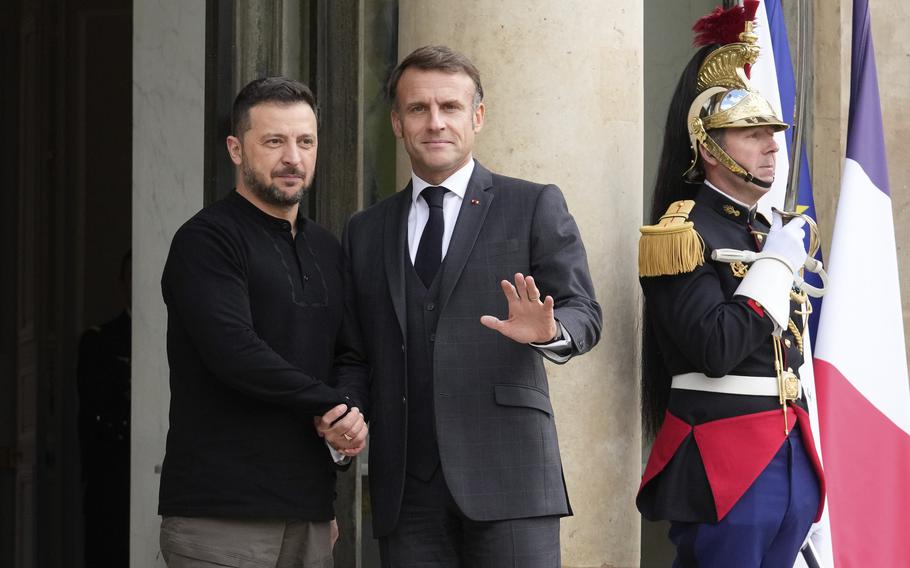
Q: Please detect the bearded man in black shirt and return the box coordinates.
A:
[158,77,369,568]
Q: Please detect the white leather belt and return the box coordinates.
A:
[671,372,801,398]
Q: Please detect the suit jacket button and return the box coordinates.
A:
[402,396,407,405]
[401,344,405,352]
[426,302,435,311]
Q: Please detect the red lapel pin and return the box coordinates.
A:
[470,198,480,205]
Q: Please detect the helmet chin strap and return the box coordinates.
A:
[729,163,773,189]
[686,99,777,190]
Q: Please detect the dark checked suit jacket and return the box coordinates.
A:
[339,161,602,538]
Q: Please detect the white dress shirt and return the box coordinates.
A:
[406,159,474,263]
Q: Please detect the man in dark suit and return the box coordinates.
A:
[318,45,602,567]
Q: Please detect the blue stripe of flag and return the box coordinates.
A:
[848,0,890,195]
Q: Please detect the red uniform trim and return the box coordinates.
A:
[639,406,827,522]
[747,298,765,317]
[639,411,692,491]
[694,407,795,520]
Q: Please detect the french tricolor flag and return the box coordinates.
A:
[752,0,910,565]
[750,2,833,564]
[813,0,910,566]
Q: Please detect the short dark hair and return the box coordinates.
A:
[231,77,317,137]
[386,45,483,110]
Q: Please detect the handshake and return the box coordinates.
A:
[314,403,368,457]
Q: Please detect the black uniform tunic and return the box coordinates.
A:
[637,184,824,523]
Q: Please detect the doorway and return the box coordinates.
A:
[1,1,133,566]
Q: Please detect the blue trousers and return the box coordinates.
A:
[669,425,820,568]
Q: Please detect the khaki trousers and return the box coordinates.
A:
[160,516,333,568]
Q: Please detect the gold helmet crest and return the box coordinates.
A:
[684,3,789,188]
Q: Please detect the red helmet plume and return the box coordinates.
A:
[692,1,760,47]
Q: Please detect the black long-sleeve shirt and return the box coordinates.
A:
[158,190,366,520]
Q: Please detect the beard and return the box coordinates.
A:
[240,158,310,207]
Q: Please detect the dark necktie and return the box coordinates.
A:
[414,186,448,287]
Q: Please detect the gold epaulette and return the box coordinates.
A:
[639,200,705,277]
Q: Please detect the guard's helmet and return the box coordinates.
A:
[683,2,788,189]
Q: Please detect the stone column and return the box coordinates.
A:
[132,1,206,566]
[397,3,643,566]
[810,0,851,261]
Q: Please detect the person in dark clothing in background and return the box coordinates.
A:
[78,250,132,568]
[157,77,369,568]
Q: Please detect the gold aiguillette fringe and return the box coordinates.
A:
[639,200,705,277]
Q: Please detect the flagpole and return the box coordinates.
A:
[784,0,812,211]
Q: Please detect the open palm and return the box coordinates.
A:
[480,273,558,344]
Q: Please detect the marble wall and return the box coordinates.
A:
[131,1,206,565]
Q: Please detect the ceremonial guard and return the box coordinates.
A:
[637,3,826,566]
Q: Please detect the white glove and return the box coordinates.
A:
[761,210,808,274]
[732,211,808,333]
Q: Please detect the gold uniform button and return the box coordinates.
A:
[784,339,792,348]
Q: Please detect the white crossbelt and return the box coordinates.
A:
[671,372,801,398]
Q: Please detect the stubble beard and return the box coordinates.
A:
[241,158,310,207]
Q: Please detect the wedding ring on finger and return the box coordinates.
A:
[343,433,353,441]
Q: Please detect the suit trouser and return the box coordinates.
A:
[668,425,821,568]
[379,466,560,568]
[159,516,333,568]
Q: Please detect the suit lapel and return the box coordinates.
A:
[384,184,412,337]
[438,162,494,312]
